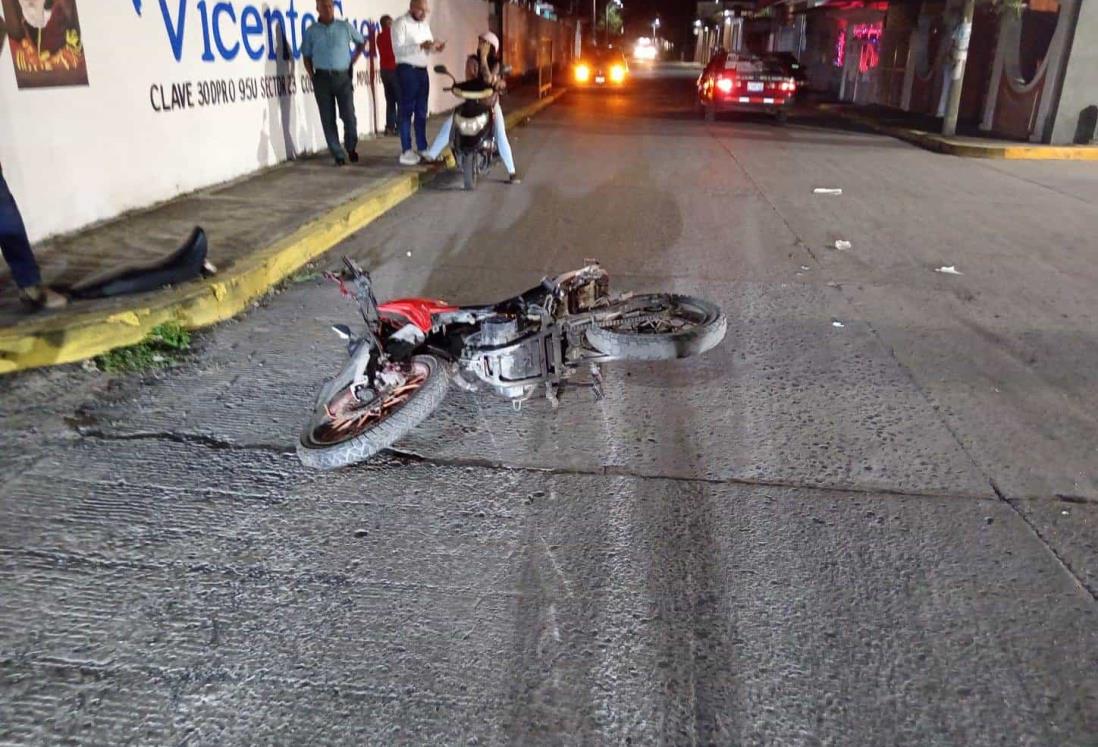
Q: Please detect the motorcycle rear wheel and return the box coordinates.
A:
[585,294,726,361]
[297,355,449,470]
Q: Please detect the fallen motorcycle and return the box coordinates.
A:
[297,258,727,470]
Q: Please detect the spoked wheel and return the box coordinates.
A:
[586,294,727,361]
[297,355,450,470]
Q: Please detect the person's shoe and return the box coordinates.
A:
[348,150,359,163]
[399,150,421,166]
[508,173,523,185]
[19,285,68,311]
[334,157,347,167]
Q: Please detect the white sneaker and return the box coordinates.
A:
[399,150,421,166]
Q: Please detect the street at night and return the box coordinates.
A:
[2,61,1096,743]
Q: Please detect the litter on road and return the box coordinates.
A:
[832,321,845,328]
[935,265,963,275]
[834,240,852,251]
[814,188,843,195]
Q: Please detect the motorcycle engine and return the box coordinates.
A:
[465,314,545,400]
[480,315,522,345]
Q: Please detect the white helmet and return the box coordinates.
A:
[479,31,500,52]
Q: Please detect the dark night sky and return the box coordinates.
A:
[620,0,698,46]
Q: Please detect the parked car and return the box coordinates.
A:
[572,47,629,88]
[762,52,809,86]
[697,52,797,123]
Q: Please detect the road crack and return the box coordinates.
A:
[75,426,294,455]
[386,447,994,502]
[990,479,1097,603]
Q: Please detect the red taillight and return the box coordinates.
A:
[716,76,734,94]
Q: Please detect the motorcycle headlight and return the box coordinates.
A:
[455,112,490,136]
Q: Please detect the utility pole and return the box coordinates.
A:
[942,0,975,137]
[592,0,597,46]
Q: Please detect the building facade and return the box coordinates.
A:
[734,0,1096,144]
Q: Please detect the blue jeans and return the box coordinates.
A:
[424,102,516,175]
[397,64,429,152]
[0,172,41,289]
[312,69,357,161]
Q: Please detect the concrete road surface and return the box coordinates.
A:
[2,64,1096,744]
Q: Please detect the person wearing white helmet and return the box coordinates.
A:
[422,30,521,184]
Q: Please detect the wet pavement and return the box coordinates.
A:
[1,65,1096,744]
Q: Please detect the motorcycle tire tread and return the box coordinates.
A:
[462,155,477,191]
[297,354,450,470]
[585,294,727,361]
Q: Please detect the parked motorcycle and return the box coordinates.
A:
[433,64,499,191]
[297,258,727,470]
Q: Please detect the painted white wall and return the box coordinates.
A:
[0,0,487,242]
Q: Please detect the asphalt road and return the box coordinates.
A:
[2,64,1096,744]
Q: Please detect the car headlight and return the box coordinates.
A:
[575,64,591,82]
[610,65,626,83]
[455,112,490,136]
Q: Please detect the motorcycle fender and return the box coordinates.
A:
[314,338,377,413]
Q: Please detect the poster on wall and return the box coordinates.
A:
[0,0,88,88]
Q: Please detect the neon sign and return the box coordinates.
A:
[835,20,882,72]
[834,19,847,66]
[854,22,882,73]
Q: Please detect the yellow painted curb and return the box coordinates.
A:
[0,89,568,375]
[817,104,1098,161]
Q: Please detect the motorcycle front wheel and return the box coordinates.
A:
[297,355,450,470]
[462,154,477,191]
[585,294,727,361]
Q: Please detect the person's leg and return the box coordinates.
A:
[313,73,346,162]
[0,172,42,290]
[335,71,358,158]
[413,67,429,152]
[423,116,454,160]
[381,69,399,132]
[493,102,517,176]
[397,65,417,152]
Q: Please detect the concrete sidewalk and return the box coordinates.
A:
[0,87,566,374]
[816,102,1098,160]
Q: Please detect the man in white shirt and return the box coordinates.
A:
[392,0,446,164]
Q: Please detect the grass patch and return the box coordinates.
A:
[289,264,322,284]
[94,322,192,373]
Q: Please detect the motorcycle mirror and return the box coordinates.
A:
[331,324,353,340]
[433,65,449,74]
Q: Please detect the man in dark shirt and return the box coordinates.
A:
[376,15,400,136]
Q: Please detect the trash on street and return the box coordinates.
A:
[834,240,852,251]
[935,265,963,275]
[814,188,843,195]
